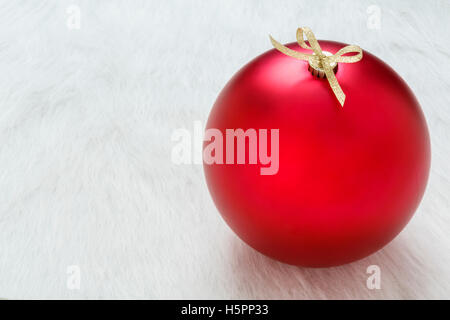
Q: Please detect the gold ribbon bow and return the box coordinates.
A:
[270,27,363,106]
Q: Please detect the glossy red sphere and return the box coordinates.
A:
[203,40,430,267]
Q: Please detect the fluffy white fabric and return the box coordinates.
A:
[0,0,449,299]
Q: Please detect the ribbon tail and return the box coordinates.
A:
[324,67,346,107]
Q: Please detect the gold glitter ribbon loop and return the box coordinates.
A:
[269,27,363,107]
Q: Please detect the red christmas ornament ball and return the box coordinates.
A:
[203,40,430,267]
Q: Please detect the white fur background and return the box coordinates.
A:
[0,0,449,299]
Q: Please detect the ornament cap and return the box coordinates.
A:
[308,51,338,78]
